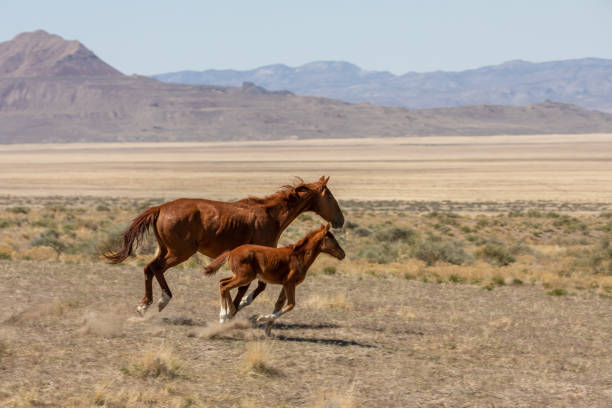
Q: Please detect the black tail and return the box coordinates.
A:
[104,206,160,264]
[203,251,230,276]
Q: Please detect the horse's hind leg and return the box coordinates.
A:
[154,250,195,312]
[233,284,250,312]
[138,246,168,316]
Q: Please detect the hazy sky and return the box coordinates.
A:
[2,1,611,75]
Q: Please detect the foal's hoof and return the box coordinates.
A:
[256,314,275,323]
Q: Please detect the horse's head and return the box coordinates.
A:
[319,223,345,260]
[297,176,344,228]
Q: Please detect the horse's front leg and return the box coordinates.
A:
[238,280,267,311]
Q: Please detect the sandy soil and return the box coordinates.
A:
[0,260,610,407]
[1,134,611,202]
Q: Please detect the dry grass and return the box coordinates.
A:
[125,343,185,379]
[305,292,353,311]
[241,341,278,376]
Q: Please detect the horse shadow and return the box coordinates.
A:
[272,334,376,348]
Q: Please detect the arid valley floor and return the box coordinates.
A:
[0,135,611,407]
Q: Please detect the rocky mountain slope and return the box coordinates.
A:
[2,31,612,144]
[154,58,612,112]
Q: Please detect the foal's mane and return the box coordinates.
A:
[290,226,325,252]
[234,177,320,208]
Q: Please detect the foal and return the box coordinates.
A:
[204,223,345,335]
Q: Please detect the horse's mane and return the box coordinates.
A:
[234,177,319,208]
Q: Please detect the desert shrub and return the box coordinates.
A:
[476,218,489,228]
[547,288,568,296]
[30,229,65,252]
[322,266,337,275]
[553,215,588,232]
[0,218,16,228]
[412,236,469,266]
[588,234,612,274]
[7,206,29,214]
[476,243,516,266]
[345,220,359,229]
[365,242,399,264]
[96,204,110,212]
[375,226,417,244]
[0,251,11,260]
[354,227,372,237]
[526,209,543,218]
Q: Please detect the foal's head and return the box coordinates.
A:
[294,176,344,228]
[318,223,345,260]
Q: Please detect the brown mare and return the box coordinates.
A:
[204,223,345,336]
[105,177,344,315]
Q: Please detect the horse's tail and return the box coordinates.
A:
[104,206,160,264]
[204,251,230,276]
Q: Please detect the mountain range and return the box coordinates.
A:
[154,58,612,112]
[1,30,612,144]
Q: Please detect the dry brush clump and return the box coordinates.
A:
[241,341,279,376]
[122,344,185,379]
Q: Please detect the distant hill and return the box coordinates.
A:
[2,31,612,144]
[154,59,612,112]
[0,30,122,77]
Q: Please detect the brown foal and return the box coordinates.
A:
[204,223,345,336]
[104,177,344,315]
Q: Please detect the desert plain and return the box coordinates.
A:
[0,134,611,407]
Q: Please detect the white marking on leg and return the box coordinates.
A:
[238,291,255,310]
[256,311,281,323]
[219,306,228,323]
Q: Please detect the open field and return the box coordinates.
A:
[0,194,611,406]
[1,134,612,202]
[1,135,611,406]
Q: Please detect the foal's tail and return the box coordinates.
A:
[104,206,160,264]
[203,251,230,276]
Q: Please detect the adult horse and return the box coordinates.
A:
[104,176,344,315]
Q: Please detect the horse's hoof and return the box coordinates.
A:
[136,304,149,316]
[158,292,171,312]
[264,325,273,337]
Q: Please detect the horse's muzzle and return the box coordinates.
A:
[332,215,344,228]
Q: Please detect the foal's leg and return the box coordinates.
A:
[219,273,254,323]
[238,280,267,310]
[257,283,295,334]
[264,288,287,337]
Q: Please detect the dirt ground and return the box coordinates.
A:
[0,259,610,407]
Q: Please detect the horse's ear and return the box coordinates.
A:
[325,222,331,232]
[324,176,330,185]
[319,176,329,186]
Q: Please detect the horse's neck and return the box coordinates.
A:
[267,194,312,237]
